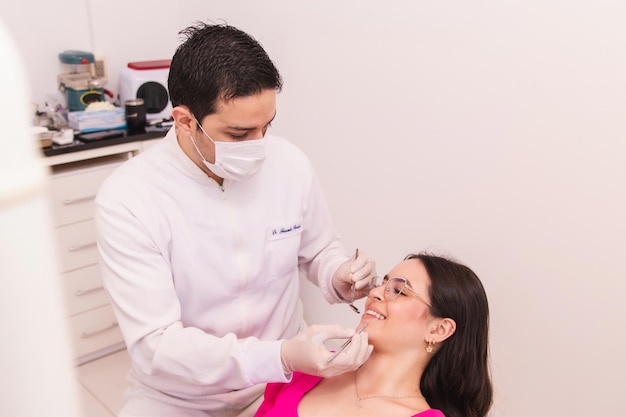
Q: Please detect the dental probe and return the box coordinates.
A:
[326,322,369,363]
[348,248,360,313]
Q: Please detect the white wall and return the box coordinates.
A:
[2,1,625,416]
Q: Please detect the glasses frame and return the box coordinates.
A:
[372,276,432,308]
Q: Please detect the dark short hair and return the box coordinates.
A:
[168,22,283,122]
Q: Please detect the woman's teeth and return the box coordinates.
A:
[366,309,386,320]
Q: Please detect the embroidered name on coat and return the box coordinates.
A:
[269,223,302,240]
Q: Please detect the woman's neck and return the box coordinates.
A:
[354,351,426,398]
[298,353,429,417]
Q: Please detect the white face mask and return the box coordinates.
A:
[189,118,267,181]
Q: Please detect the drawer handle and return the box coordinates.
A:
[81,322,119,339]
[68,242,97,252]
[62,195,96,205]
[75,285,104,296]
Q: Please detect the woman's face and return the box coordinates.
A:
[362,258,434,353]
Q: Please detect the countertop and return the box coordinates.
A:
[42,129,167,157]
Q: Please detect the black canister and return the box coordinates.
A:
[125,98,146,135]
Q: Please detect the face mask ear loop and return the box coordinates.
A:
[189,133,209,163]
[189,115,215,163]
[193,116,216,145]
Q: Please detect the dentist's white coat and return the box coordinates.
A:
[95,127,348,416]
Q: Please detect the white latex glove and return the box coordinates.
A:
[332,249,377,301]
[281,324,373,377]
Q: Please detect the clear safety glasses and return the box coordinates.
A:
[370,276,432,308]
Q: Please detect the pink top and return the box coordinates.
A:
[255,372,446,417]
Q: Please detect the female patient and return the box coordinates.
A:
[255,252,493,417]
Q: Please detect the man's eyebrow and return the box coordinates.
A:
[226,113,276,131]
[228,126,254,132]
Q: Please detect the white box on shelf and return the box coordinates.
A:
[68,109,126,133]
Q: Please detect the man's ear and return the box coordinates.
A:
[427,318,456,344]
[172,105,194,134]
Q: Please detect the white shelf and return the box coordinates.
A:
[46,139,161,416]
[41,141,143,167]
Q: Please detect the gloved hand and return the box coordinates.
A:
[332,249,377,302]
[281,324,373,377]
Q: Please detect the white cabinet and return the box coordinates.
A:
[44,139,160,364]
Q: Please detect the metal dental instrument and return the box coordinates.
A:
[327,322,369,363]
[348,248,360,313]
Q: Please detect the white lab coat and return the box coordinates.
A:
[94,127,347,415]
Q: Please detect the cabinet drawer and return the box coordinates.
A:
[56,220,98,273]
[68,304,124,358]
[62,265,109,316]
[48,163,120,227]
